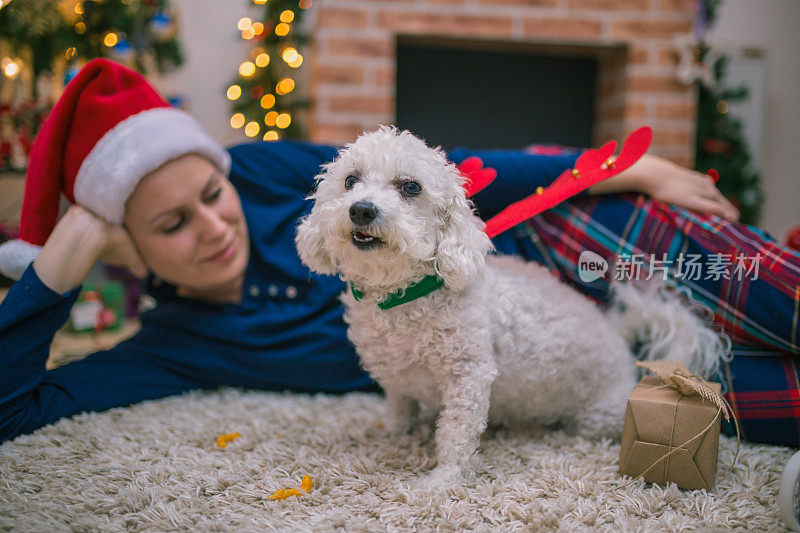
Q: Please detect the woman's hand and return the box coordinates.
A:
[589,154,740,222]
[33,205,146,294]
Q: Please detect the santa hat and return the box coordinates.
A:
[0,58,230,280]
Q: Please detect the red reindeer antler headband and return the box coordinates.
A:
[457,126,653,238]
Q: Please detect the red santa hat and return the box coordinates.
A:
[0,58,230,279]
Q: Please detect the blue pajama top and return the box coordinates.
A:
[0,140,579,443]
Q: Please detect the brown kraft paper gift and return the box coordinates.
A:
[619,375,722,491]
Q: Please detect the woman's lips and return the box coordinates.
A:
[205,240,236,263]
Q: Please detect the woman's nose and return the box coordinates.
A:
[197,205,228,241]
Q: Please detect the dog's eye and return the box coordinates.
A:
[344,175,358,190]
[400,180,422,196]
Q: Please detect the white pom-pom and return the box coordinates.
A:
[0,239,42,280]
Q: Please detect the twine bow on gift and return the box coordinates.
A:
[614,360,741,491]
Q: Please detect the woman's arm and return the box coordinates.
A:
[33,205,146,294]
[589,154,740,222]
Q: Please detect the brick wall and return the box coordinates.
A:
[308,0,697,166]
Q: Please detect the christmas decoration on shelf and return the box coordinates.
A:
[0,0,184,171]
[227,0,312,142]
[691,0,763,224]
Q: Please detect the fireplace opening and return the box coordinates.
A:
[396,36,612,151]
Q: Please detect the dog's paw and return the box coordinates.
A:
[414,465,463,491]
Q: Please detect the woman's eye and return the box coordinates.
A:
[401,180,422,196]
[344,175,358,190]
[162,215,186,234]
[205,187,222,203]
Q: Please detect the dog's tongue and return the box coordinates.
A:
[482,126,652,238]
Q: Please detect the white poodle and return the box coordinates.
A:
[295,126,725,485]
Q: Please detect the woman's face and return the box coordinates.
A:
[124,154,249,300]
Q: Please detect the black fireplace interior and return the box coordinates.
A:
[396,38,599,151]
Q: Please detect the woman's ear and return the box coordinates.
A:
[434,183,493,290]
[295,205,337,275]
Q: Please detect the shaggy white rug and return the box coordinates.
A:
[0,389,793,532]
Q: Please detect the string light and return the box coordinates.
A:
[716,100,729,114]
[265,111,279,126]
[280,10,295,23]
[253,0,267,4]
[227,85,242,100]
[288,54,303,68]
[255,53,270,68]
[263,131,279,141]
[260,94,275,109]
[252,22,264,36]
[104,32,119,47]
[242,27,256,40]
[244,121,260,137]
[282,47,298,64]
[75,22,86,34]
[238,18,253,31]
[1,57,21,79]
[65,47,77,60]
[74,3,84,14]
[299,0,312,8]
[239,61,256,77]
[275,78,295,95]
[230,113,245,129]
[276,113,291,129]
[275,23,290,36]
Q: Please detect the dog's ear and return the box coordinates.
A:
[434,175,493,290]
[295,204,337,275]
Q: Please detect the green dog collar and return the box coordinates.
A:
[350,274,445,310]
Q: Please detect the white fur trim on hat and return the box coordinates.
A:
[74,107,231,225]
[0,239,43,280]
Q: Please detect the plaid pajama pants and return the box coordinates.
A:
[490,192,800,447]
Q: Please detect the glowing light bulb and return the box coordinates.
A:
[275,23,290,36]
[255,53,270,68]
[239,61,256,77]
[250,47,266,60]
[245,121,260,137]
[75,22,86,34]
[104,33,118,47]
[238,18,253,31]
[275,78,295,95]
[288,54,303,68]
[265,111,278,126]
[74,3,84,14]
[2,60,20,79]
[252,22,264,35]
[241,27,256,40]
[65,47,77,60]
[276,113,291,129]
[230,113,246,129]
[263,131,279,141]
[260,94,276,109]
[227,85,242,100]
[280,10,295,23]
[282,47,298,63]
[253,0,267,4]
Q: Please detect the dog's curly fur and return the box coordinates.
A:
[296,126,724,486]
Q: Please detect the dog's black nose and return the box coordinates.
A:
[349,201,378,226]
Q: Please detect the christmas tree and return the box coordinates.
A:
[0,0,183,171]
[227,0,312,142]
[694,0,763,224]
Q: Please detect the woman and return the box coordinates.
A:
[0,59,795,445]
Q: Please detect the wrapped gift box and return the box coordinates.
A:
[619,375,722,491]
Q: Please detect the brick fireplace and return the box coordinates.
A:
[308,0,697,166]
